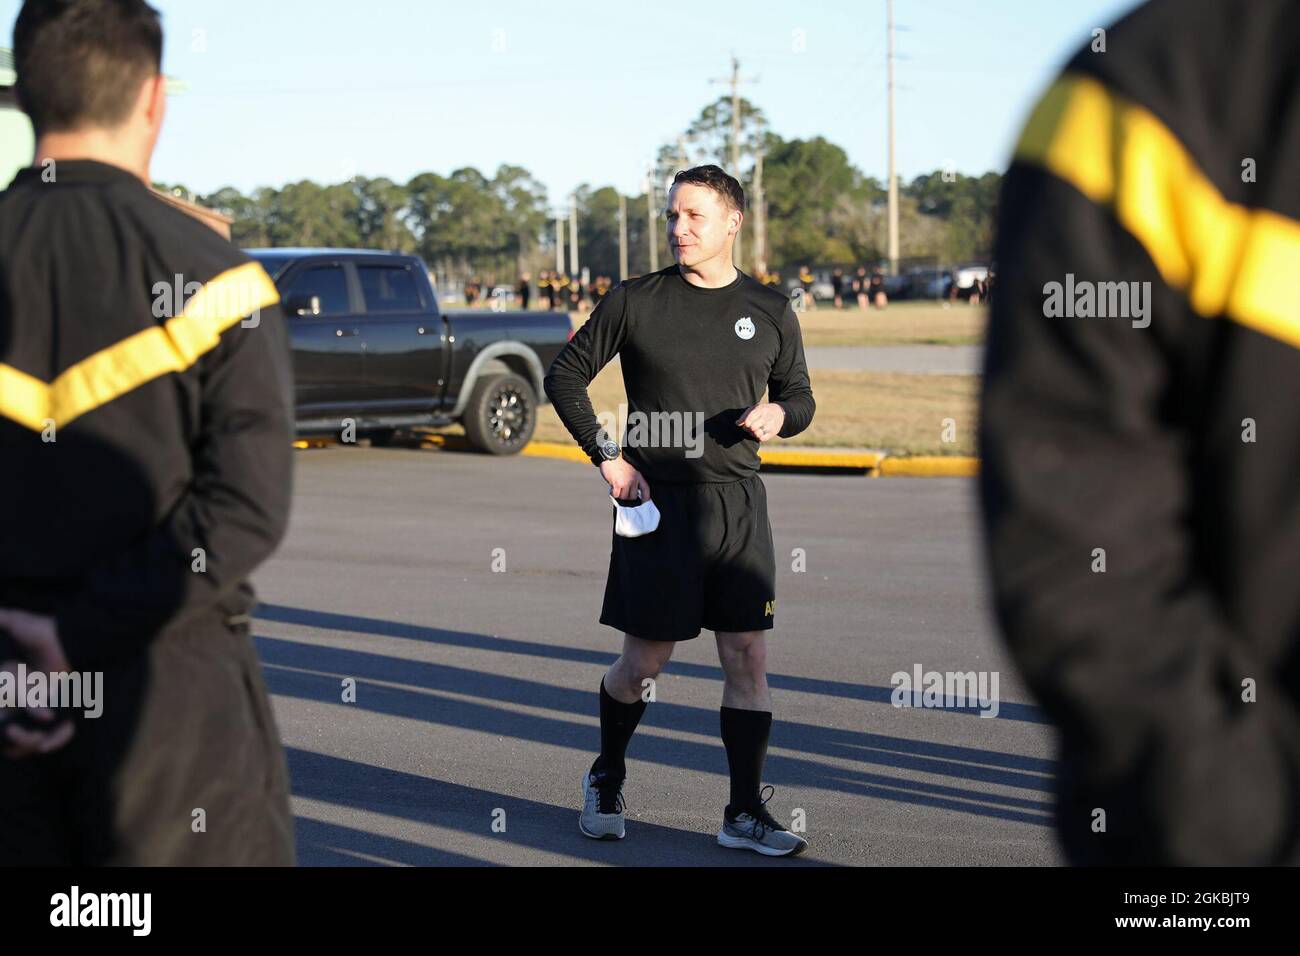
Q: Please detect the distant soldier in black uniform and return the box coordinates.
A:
[0,0,295,865]
[517,272,531,310]
[797,265,815,310]
[868,271,886,308]
[830,267,845,309]
[539,270,554,309]
[854,265,869,309]
[551,273,564,308]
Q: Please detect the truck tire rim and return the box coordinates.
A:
[489,386,529,446]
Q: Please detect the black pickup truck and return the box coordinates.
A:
[245,249,571,454]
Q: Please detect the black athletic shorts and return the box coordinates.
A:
[600,474,776,642]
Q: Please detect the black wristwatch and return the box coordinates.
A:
[596,436,621,465]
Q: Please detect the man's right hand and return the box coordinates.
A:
[600,458,651,501]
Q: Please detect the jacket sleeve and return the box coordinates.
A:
[769,303,815,438]
[980,156,1300,864]
[543,283,630,465]
[55,302,295,669]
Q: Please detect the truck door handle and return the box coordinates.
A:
[335,328,359,337]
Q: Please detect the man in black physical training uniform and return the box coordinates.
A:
[545,164,815,856]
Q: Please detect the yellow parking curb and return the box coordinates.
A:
[521,441,888,473]
[878,455,980,477]
[758,447,884,470]
[520,441,594,465]
[295,436,979,476]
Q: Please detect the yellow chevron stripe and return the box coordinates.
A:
[0,261,279,431]
[0,364,49,431]
[1015,72,1300,350]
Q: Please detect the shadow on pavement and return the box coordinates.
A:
[295,816,498,867]
[287,748,837,867]
[255,603,1048,725]
[256,629,1054,828]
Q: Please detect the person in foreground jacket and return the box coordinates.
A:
[981,0,1300,865]
[0,0,295,865]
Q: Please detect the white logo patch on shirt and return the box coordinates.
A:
[734,316,755,340]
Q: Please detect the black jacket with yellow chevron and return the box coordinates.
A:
[981,0,1300,865]
[0,160,293,671]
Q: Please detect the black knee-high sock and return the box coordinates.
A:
[721,706,772,814]
[593,678,647,780]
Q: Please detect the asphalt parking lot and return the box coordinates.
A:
[251,445,1061,866]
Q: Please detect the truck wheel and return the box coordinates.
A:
[463,373,536,455]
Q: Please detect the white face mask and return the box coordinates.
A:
[609,494,661,538]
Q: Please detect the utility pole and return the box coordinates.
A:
[710,56,758,270]
[618,191,628,281]
[752,148,767,276]
[568,193,579,277]
[646,169,659,273]
[886,0,900,276]
[729,60,742,270]
[554,211,565,274]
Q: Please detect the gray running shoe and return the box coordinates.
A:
[579,768,626,840]
[717,786,808,857]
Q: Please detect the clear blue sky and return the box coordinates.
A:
[2,0,1139,198]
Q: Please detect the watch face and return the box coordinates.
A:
[600,439,620,460]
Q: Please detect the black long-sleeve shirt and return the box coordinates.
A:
[981,0,1300,865]
[544,265,815,483]
[0,160,294,670]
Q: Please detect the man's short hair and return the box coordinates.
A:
[13,0,163,136]
[671,165,745,214]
